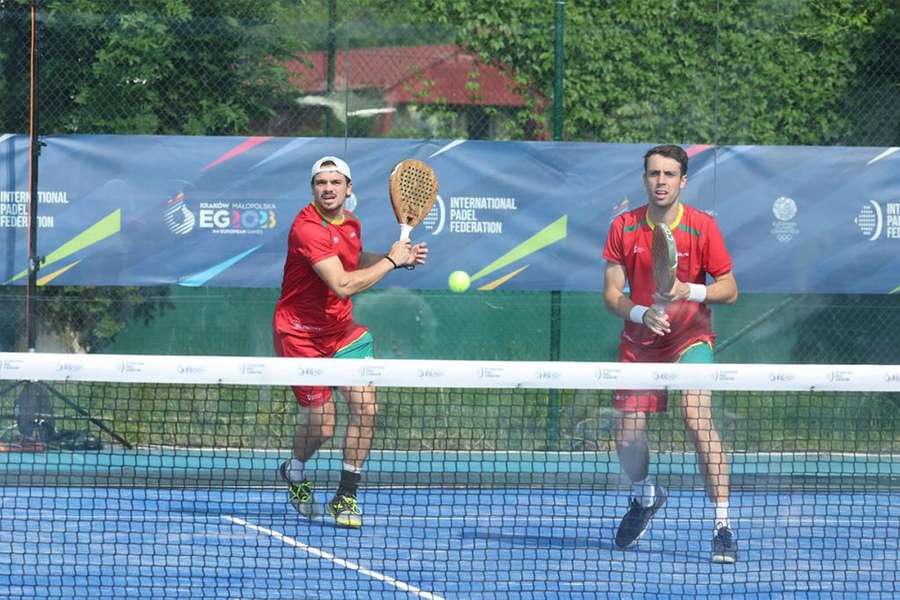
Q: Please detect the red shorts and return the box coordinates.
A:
[273,322,371,408]
[613,389,669,413]
[613,341,714,413]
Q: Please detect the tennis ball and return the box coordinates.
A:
[448,270,471,293]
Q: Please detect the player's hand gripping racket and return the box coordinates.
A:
[652,222,678,305]
[636,222,677,341]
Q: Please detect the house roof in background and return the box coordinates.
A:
[287,44,527,107]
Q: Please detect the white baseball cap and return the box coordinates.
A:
[310,155,351,181]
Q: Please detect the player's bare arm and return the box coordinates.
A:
[602,261,631,319]
[312,241,414,298]
[359,242,429,270]
[655,271,738,305]
[603,260,671,336]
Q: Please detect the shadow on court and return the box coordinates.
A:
[460,526,711,563]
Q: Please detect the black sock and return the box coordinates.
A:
[337,469,361,498]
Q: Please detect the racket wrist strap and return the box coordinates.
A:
[687,283,707,303]
[383,255,399,269]
[629,305,649,324]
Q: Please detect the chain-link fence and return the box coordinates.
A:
[5,2,899,144]
[0,1,899,363]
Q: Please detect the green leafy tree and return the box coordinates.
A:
[371,0,892,145]
[841,3,900,146]
[0,0,308,352]
[0,1,30,132]
[304,1,452,50]
[37,0,303,135]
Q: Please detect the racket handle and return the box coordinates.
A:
[398,224,416,269]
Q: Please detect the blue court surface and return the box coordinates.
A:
[1,483,897,599]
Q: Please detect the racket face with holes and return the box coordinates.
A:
[652,223,678,295]
[389,159,438,234]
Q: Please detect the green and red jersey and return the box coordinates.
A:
[273,203,362,338]
[603,203,733,362]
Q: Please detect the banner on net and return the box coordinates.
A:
[0,134,898,293]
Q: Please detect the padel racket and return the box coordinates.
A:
[389,159,438,241]
[652,223,677,299]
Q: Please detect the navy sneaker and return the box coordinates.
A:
[712,523,737,564]
[614,484,668,549]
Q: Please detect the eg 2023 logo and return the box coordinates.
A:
[165,191,277,235]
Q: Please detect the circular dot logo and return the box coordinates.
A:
[855,201,882,241]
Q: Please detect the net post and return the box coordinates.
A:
[25,0,42,352]
[547,291,562,450]
[552,0,565,139]
[324,0,337,137]
[547,2,565,450]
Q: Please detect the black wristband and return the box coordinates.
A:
[384,255,398,269]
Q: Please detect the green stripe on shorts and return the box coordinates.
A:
[678,341,714,364]
[334,331,375,359]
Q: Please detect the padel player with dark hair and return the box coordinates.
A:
[273,156,427,528]
[602,144,739,563]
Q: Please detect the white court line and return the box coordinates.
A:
[223,515,445,600]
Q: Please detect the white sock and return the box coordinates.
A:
[285,458,305,483]
[715,501,730,529]
[631,478,656,508]
[342,462,362,474]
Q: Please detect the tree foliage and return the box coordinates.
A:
[1,1,898,352]
[381,0,896,145]
[0,1,307,352]
[33,0,304,135]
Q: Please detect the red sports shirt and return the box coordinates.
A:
[273,203,362,338]
[603,203,733,362]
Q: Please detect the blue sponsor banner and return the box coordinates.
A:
[0,134,898,293]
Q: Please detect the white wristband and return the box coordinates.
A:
[687,283,707,303]
[628,305,649,324]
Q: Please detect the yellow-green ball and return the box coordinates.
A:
[448,270,471,293]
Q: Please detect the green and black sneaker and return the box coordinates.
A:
[327,494,363,529]
[278,461,317,519]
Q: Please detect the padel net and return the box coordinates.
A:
[0,352,897,597]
